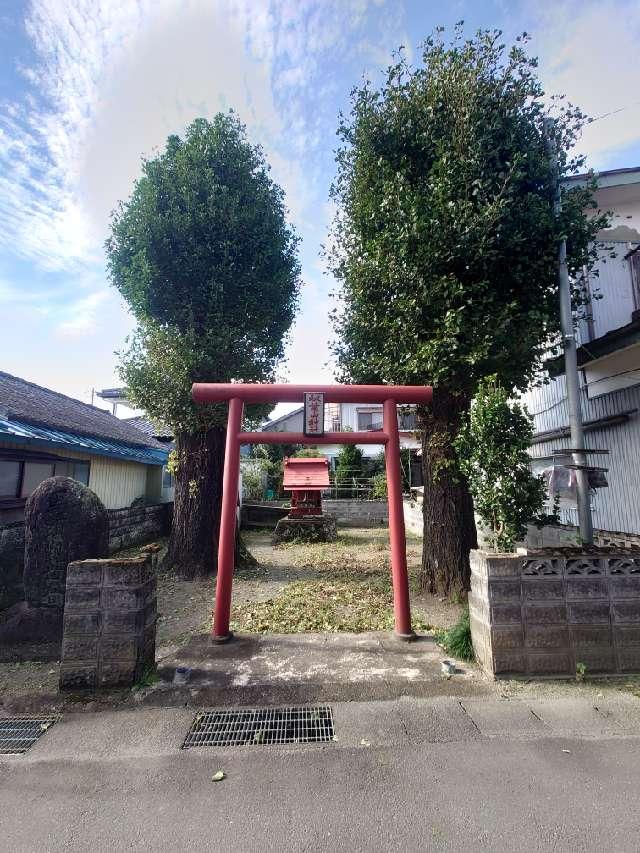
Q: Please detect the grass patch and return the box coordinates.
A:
[132,664,160,691]
[435,607,475,661]
[230,572,431,634]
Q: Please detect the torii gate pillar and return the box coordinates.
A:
[192,382,432,642]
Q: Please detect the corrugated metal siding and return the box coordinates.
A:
[587,242,639,339]
[0,440,150,510]
[525,381,640,534]
[88,456,148,509]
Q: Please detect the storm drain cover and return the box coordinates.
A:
[0,717,58,754]
[183,706,335,748]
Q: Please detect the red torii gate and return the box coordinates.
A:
[192,383,433,643]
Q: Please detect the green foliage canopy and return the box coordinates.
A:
[455,376,546,550]
[329,27,607,394]
[335,444,364,498]
[106,114,301,433]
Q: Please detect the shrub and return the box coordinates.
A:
[437,608,474,661]
[455,375,546,551]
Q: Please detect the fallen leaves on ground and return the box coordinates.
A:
[230,571,431,634]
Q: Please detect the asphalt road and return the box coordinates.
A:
[2,699,640,852]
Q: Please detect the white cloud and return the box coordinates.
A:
[0,0,413,394]
[1,0,406,275]
[55,289,112,337]
[533,0,640,167]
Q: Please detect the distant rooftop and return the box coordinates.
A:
[124,415,173,443]
[97,387,127,398]
[262,406,304,430]
[563,165,640,189]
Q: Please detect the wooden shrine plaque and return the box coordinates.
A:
[303,392,324,436]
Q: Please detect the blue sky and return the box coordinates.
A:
[2,0,640,412]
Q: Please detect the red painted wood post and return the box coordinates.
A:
[212,396,244,642]
[383,398,414,639]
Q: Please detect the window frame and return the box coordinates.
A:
[0,459,24,502]
[0,451,91,506]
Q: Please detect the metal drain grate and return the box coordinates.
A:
[0,717,58,754]
[183,706,334,748]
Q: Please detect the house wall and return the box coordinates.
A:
[321,403,420,463]
[522,182,640,538]
[268,409,304,432]
[87,455,150,509]
[526,379,640,535]
[580,243,639,341]
[0,440,162,511]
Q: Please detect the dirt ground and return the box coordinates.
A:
[3,527,640,708]
[156,527,464,655]
[0,527,462,699]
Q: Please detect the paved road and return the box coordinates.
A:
[2,696,640,852]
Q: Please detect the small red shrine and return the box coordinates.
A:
[282,457,329,517]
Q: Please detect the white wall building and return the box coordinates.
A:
[262,402,421,482]
[523,166,640,534]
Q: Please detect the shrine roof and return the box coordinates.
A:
[282,457,329,490]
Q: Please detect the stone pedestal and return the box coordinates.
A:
[272,514,338,544]
[470,549,640,678]
[60,555,156,690]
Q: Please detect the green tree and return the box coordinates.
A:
[455,376,546,551]
[329,26,605,594]
[335,444,364,498]
[106,114,300,577]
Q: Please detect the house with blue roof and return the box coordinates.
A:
[0,371,173,523]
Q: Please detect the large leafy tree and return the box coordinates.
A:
[329,27,605,594]
[107,114,300,577]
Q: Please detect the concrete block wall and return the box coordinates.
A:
[321,499,388,526]
[107,502,172,552]
[59,555,156,690]
[0,503,171,613]
[470,550,640,677]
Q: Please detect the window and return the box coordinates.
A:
[399,411,417,430]
[162,466,174,489]
[21,462,54,497]
[357,411,384,431]
[72,462,90,486]
[0,455,90,503]
[356,409,417,430]
[0,460,21,499]
[54,461,73,477]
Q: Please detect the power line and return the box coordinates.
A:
[587,100,640,125]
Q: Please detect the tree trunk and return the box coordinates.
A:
[419,390,477,597]
[167,428,256,578]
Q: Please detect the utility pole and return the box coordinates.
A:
[544,117,594,544]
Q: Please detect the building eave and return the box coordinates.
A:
[562,166,640,190]
[0,418,168,466]
[545,317,640,377]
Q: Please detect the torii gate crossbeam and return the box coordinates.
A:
[192,383,432,642]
